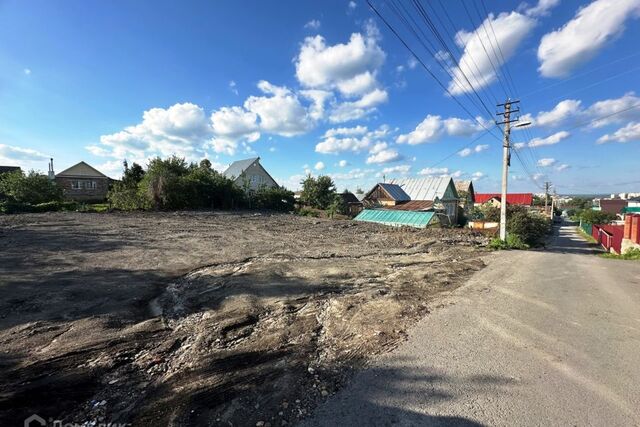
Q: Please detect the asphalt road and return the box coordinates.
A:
[302,223,640,426]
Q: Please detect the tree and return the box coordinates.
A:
[579,209,616,225]
[299,175,337,210]
[0,170,63,204]
[122,160,145,187]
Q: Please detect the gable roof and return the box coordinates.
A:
[56,161,108,178]
[389,176,458,201]
[339,191,361,204]
[0,166,21,174]
[386,200,434,211]
[223,157,260,179]
[365,183,411,202]
[475,193,533,205]
[455,180,474,194]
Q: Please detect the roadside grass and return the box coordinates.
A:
[600,248,640,261]
[577,228,597,244]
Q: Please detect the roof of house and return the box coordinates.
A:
[223,157,260,180]
[475,193,533,205]
[621,207,640,214]
[354,209,435,228]
[386,200,434,211]
[389,176,458,201]
[56,161,108,178]
[379,183,411,201]
[339,191,361,204]
[454,180,472,193]
[0,166,21,174]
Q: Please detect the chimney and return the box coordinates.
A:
[48,158,55,181]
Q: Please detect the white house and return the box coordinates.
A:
[223,157,279,191]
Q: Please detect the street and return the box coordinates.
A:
[303,223,640,426]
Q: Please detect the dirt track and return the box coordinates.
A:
[0,211,488,426]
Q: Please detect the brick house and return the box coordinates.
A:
[55,161,110,202]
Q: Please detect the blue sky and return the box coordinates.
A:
[1,0,639,194]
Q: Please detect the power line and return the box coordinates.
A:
[366,0,503,142]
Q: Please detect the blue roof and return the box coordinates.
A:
[223,157,259,179]
[378,183,410,201]
[354,209,436,228]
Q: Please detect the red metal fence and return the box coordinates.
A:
[625,214,640,244]
[592,224,625,254]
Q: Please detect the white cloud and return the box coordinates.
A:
[316,124,389,154]
[366,142,401,164]
[597,121,640,143]
[0,143,48,162]
[379,164,411,175]
[348,1,357,10]
[295,32,385,94]
[314,161,325,171]
[295,28,387,122]
[528,130,570,147]
[304,19,321,30]
[524,0,561,17]
[472,171,486,180]
[537,0,640,78]
[244,81,313,137]
[300,89,334,121]
[458,144,490,157]
[23,68,31,75]
[210,106,259,139]
[418,167,449,176]
[449,11,536,95]
[527,99,582,127]
[585,92,640,128]
[397,114,486,145]
[556,163,571,171]
[407,57,418,69]
[330,168,372,181]
[229,80,238,95]
[537,157,556,167]
[338,159,349,167]
[329,88,388,123]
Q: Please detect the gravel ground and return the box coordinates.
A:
[0,211,489,426]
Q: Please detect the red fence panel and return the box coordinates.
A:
[598,224,624,254]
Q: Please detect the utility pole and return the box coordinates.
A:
[496,99,520,241]
[544,181,551,216]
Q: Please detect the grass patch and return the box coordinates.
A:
[600,248,640,260]
[577,228,597,244]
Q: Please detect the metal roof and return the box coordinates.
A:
[223,157,259,179]
[56,161,108,178]
[354,209,435,228]
[621,207,640,214]
[389,176,456,201]
[475,193,533,205]
[378,183,410,201]
[386,200,434,211]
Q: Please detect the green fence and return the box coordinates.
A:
[580,222,592,236]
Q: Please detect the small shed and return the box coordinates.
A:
[339,191,364,216]
[362,183,410,207]
[354,209,437,228]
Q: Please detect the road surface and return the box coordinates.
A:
[303,224,640,426]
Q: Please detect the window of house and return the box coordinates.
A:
[71,180,82,190]
[85,181,97,190]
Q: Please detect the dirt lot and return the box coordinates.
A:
[0,211,489,426]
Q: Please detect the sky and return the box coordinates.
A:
[1,0,639,194]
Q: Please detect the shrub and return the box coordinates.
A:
[297,207,320,217]
[108,184,149,210]
[249,186,295,212]
[0,170,63,204]
[507,209,550,246]
[488,234,530,250]
[299,175,337,209]
[579,209,616,225]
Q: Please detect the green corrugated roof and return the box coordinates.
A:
[621,207,640,213]
[354,209,435,228]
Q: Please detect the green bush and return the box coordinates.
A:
[0,170,63,204]
[299,175,337,209]
[249,186,295,212]
[488,234,529,250]
[32,201,78,212]
[579,209,616,225]
[297,207,320,217]
[601,248,640,260]
[507,209,550,246]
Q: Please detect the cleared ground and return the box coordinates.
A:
[0,211,488,426]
